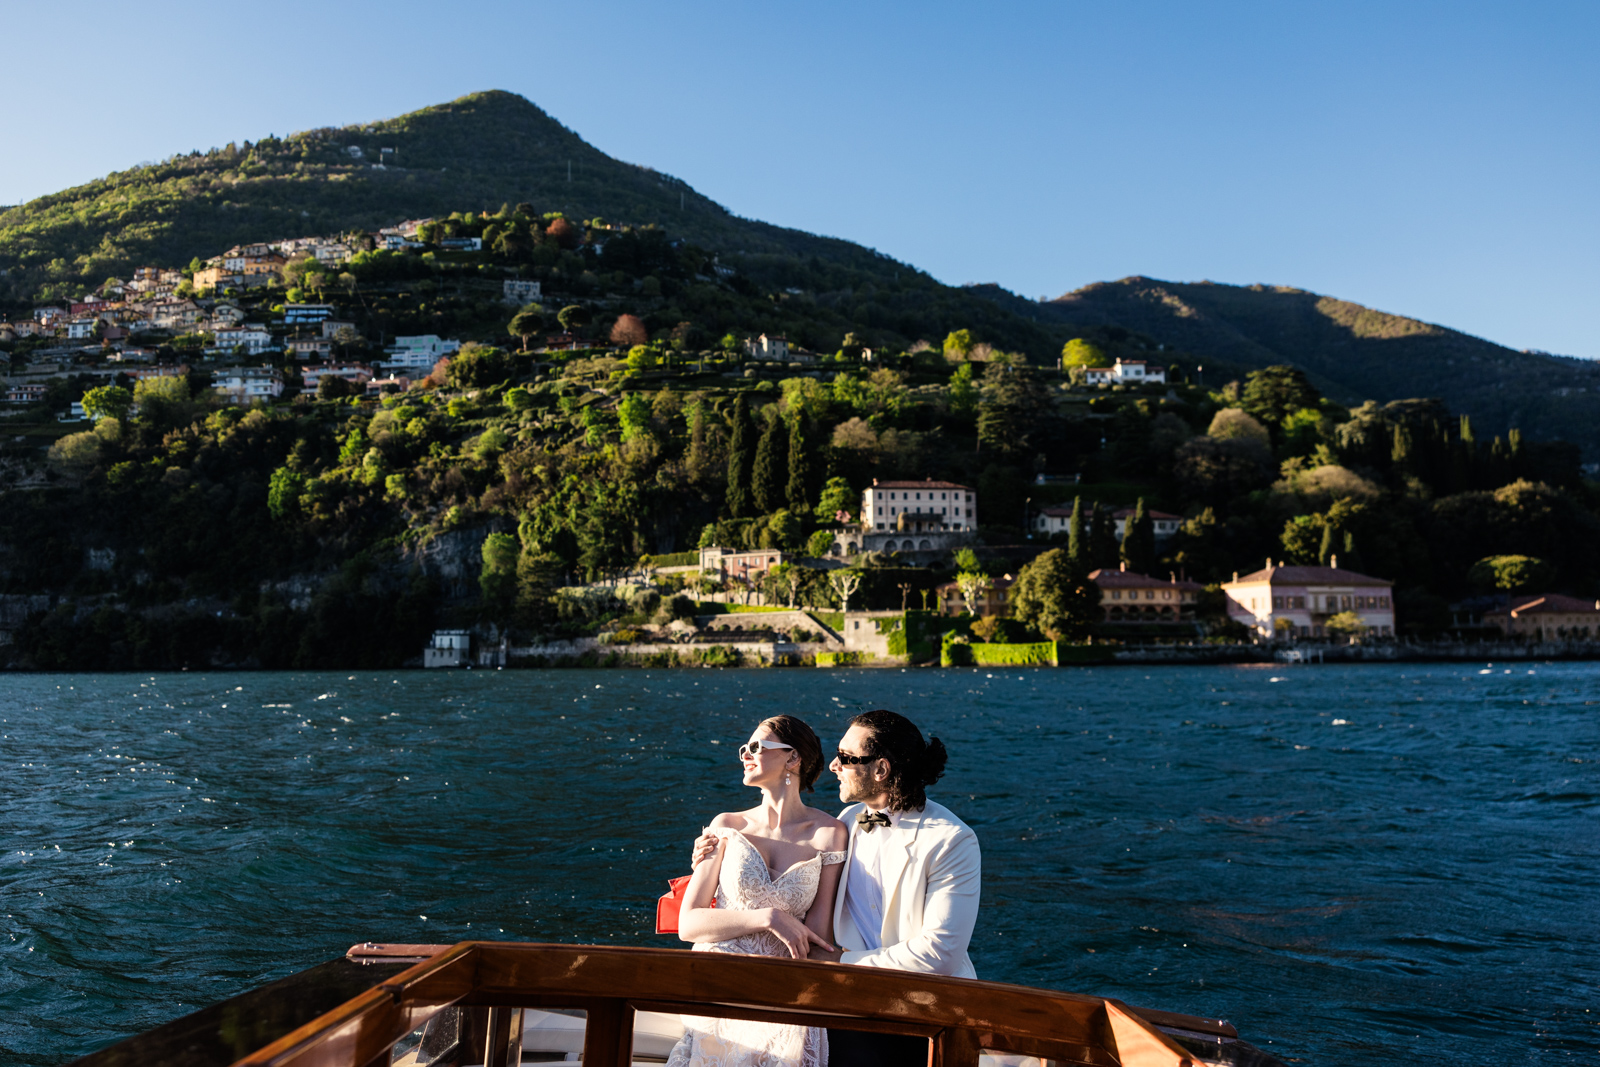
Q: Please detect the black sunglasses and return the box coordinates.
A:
[835,749,878,766]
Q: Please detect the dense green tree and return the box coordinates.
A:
[1089,503,1119,570]
[785,417,811,515]
[479,532,520,616]
[976,365,1053,454]
[267,466,305,519]
[1240,365,1320,426]
[81,385,132,423]
[1120,497,1156,575]
[943,329,974,361]
[947,363,977,419]
[1468,554,1552,593]
[1061,338,1110,369]
[445,345,512,389]
[725,394,754,518]
[1066,496,1086,568]
[618,393,652,443]
[816,476,854,522]
[508,308,544,350]
[1010,547,1101,640]
[557,305,591,332]
[751,410,788,513]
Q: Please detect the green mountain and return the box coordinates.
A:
[3,89,1597,453]
[1017,277,1600,456]
[0,90,1060,358]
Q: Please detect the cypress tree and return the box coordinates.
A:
[751,411,787,514]
[1391,425,1411,469]
[1090,502,1118,569]
[785,417,812,516]
[726,395,754,518]
[685,401,710,486]
[1318,521,1335,566]
[1119,497,1156,575]
[1066,496,1086,569]
[1341,530,1365,574]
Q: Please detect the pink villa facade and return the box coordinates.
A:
[1222,560,1395,640]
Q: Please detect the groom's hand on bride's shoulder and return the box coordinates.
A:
[690,831,718,868]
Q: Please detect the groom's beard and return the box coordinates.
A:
[837,772,883,807]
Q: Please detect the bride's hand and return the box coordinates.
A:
[763,909,834,960]
[690,831,718,868]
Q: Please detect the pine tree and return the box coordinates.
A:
[785,417,811,516]
[1119,497,1156,575]
[1066,496,1086,569]
[726,395,754,518]
[751,411,787,514]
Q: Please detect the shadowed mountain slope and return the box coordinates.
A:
[1032,277,1600,454]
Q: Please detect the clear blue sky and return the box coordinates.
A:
[4,1,1597,358]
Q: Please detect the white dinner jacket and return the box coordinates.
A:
[831,798,981,979]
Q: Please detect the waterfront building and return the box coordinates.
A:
[1222,559,1394,639]
[1482,594,1600,639]
[1090,565,1203,624]
[935,574,1014,616]
[832,478,978,561]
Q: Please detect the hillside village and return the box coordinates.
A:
[1,200,1599,671]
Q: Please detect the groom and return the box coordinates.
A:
[694,709,981,1066]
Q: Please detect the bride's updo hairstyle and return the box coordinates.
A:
[760,715,824,792]
[851,709,947,811]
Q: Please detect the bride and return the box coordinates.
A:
[669,715,849,1067]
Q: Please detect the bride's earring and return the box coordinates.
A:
[785,771,792,786]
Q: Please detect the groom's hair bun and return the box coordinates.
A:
[851,710,945,811]
[761,715,823,792]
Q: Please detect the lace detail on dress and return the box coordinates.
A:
[664,829,833,1067]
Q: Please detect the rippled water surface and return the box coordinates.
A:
[2,664,1597,1065]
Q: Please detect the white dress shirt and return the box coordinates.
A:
[842,807,901,951]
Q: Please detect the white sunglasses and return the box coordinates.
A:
[737,739,795,759]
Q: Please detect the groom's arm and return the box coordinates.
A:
[840,827,980,975]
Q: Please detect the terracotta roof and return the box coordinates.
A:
[1110,507,1183,521]
[1494,594,1600,617]
[871,479,973,490]
[1089,568,1203,591]
[1036,505,1182,519]
[1226,564,1391,587]
[935,575,1013,592]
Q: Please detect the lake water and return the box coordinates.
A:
[1,664,1596,1065]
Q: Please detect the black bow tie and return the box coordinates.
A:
[857,811,891,833]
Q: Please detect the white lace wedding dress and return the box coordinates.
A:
[665,827,847,1067]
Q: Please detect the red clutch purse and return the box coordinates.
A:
[655,875,711,934]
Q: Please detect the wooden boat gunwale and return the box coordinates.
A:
[225,941,1243,1067]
